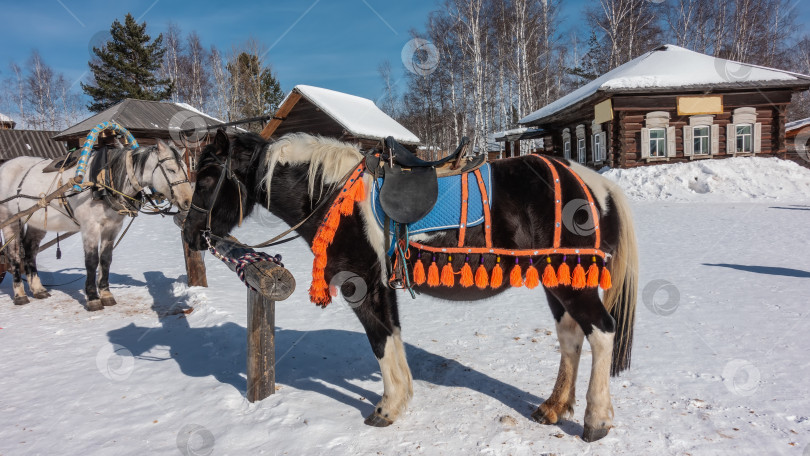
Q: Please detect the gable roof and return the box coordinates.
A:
[0,130,67,160]
[520,44,810,125]
[53,99,225,140]
[261,85,420,145]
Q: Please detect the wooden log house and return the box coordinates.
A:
[512,45,810,168]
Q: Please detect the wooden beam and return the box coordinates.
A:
[260,92,302,139]
[0,177,81,230]
[247,289,275,402]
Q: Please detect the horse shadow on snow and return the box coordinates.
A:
[106,272,575,431]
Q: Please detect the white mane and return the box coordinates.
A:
[262,133,364,205]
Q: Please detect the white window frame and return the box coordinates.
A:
[736,124,753,153]
[684,115,717,158]
[641,111,675,160]
[562,128,571,160]
[692,126,710,155]
[727,107,762,155]
[591,121,607,163]
[649,128,667,158]
[575,124,586,164]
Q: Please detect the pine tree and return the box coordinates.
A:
[227,52,283,122]
[82,13,173,112]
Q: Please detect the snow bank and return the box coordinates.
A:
[601,157,810,202]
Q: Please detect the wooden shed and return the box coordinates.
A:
[516,45,810,168]
[0,129,67,166]
[259,85,420,150]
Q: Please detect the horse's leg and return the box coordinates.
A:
[2,225,29,305]
[559,288,616,442]
[81,226,103,311]
[353,285,413,427]
[532,292,583,426]
[22,227,49,299]
[97,225,118,307]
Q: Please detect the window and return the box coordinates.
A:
[641,111,674,159]
[577,138,586,164]
[693,126,710,155]
[563,140,571,159]
[593,133,604,162]
[736,124,753,153]
[649,128,666,158]
[727,107,761,155]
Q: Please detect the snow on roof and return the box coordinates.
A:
[787,117,810,132]
[292,85,420,144]
[493,127,529,139]
[173,102,226,125]
[0,112,13,123]
[520,44,810,125]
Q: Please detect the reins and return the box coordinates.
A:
[192,146,365,250]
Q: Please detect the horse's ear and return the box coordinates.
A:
[156,139,172,155]
[214,129,229,157]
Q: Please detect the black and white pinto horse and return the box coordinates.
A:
[182,131,639,442]
[0,141,193,311]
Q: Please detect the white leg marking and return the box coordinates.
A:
[584,327,615,430]
[375,330,414,421]
[28,273,47,295]
[536,313,583,423]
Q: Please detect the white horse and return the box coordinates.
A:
[0,141,193,310]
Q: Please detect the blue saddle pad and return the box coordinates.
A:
[371,163,493,240]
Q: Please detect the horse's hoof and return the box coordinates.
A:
[582,425,610,442]
[14,296,30,306]
[86,300,104,311]
[101,297,117,307]
[364,412,394,427]
[33,291,51,299]
[530,407,557,425]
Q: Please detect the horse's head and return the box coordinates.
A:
[140,141,193,211]
[182,130,265,250]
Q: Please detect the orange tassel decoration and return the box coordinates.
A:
[586,256,600,288]
[441,255,455,287]
[541,257,558,288]
[525,258,541,289]
[510,258,523,287]
[339,191,355,215]
[572,257,586,289]
[427,256,440,287]
[315,254,327,269]
[352,177,366,202]
[600,266,612,290]
[413,253,426,285]
[460,256,474,287]
[326,212,340,230]
[490,257,504,288]
[557,255,571,286]
[475,257,489,289]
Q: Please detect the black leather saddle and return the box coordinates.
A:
[369,136,480,224]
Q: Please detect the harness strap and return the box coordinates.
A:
[458,172,469,247]
[473,168,492,248]
[535,156,562,248]
[551,158,601,249]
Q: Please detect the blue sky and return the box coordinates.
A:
[0,0,807,107]
[0,0,593,104]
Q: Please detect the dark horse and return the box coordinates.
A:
[182,130,638,442]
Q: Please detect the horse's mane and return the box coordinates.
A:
[262,133,363,205]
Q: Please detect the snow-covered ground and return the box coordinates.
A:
[2,157,810,455]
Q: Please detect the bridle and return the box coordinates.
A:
[188,143,365,249]
[126,146,191,207]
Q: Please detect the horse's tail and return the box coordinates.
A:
[602,184,638,376]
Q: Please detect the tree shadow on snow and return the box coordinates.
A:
[703,263,810,278]
[105,287,552,427]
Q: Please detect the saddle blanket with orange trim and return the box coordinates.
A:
[370,163,492,237]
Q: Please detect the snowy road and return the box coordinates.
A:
[2,198,809,455]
